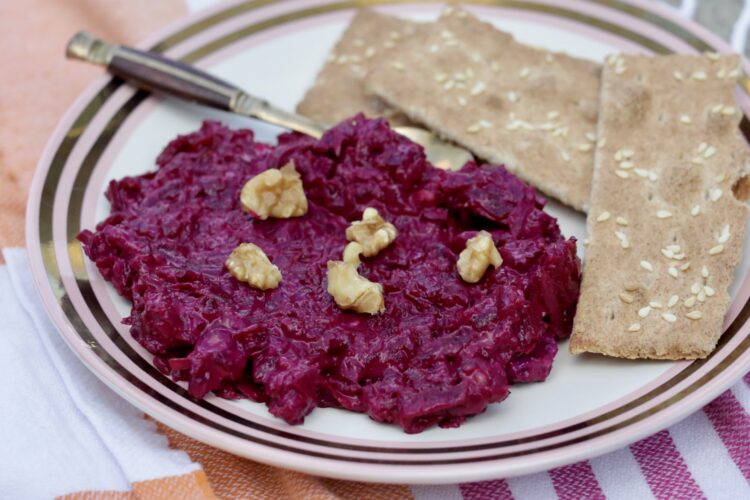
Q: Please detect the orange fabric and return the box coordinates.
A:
[1,2,412,499]
[156,422,413,500]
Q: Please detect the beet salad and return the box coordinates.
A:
[79,115,581,433]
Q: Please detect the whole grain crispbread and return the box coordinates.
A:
[295,10,423,127]
[364,6,601,211]
[570,53,750,360]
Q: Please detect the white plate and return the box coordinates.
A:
[26,0,750,483]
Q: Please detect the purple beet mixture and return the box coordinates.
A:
[79,115,580,433]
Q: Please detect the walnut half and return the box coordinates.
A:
[457,231,502,283]
[226,243,282,290]
[345,207,397,257]
[240,161,308,220]
[327,242,384,314]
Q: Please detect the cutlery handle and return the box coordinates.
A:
[65,31,326,138]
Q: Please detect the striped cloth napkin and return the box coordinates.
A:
[3,0,750,498]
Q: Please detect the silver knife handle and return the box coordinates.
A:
[66,31,327,139]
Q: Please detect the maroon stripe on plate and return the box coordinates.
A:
[459,479,514,499]
[548,461,605,500]
[703,390,750,483]
[630,430,705,499]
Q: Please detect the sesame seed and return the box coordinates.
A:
[586,132,597,142]
[624,282,640,291]
[662,312,677,323]
[668,295,679,308]
[384,40,396,49]
[457,96,467,106]
[389,31,400,40]
[702,265,709,278]
[692,157,706,165]
[667,244,681,252]
[716,173,726,183]
[634,168,649,178]
[673,70,684,80]
[553,126,569,137]
[704,51,720,61]
[640,260,654,272]
[619,292,635,303]
[457,9,467,18]
[729,68,741,77]
[364,47,376,58]
[709,188,723,202]
[453,71,466,81]
[539,123,556,131]
[704,146,717,158]
[520,67,531,78]
[392,62,404,70]
[698,290,706,302]
[722,106,737,115]
[579,143,593,152]
[686,310,703,320]
[619,161,634,169]
[692,70,707,80]
[680,115,692,124]
[616,170,630,179]
[650,301,663,309]
[428,44,440,53]
[622,148,635,158]
[583,238,590,246]
[470,81,487,96]
[668,266,679,278]
[717,68,727,78]
[561,150,571,162]
[440,29,454,39]
[662,248,675,259]
[712,104,724,113]
[691,205,701,216]
[718,224,730,244]
[638,306,652,318]
[709,244,724,255]
[614,150,623,162]
[684,296,696,308]
[478,119,493,129]
[656,210,673,219]
[698,142,708,152]
[598,137,607,149]
[466,123,482,133]
[547,111,560,120]
[545,53,554,63]
[680,262,691,271]
[435,73,447,82]
[615,230,629,248]
[616,217,628,226]
[490,61,500,72]
[444,39,458,47]
[444,80,455,90]
[443,5,455,14]
[704,285,716,297]
[614,66,626,74]
[628,323,642,332]
[507,91,519,103]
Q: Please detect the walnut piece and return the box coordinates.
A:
[240,161,308,220]
[327,242,384,314]
[226,243,282,290]
[345,207,397,257]
[457,231,502,283]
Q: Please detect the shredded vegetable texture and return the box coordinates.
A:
[79,116,580,433]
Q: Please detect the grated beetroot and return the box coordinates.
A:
[78,115,580,433]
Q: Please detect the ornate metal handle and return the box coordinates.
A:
[66,31,327,138]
